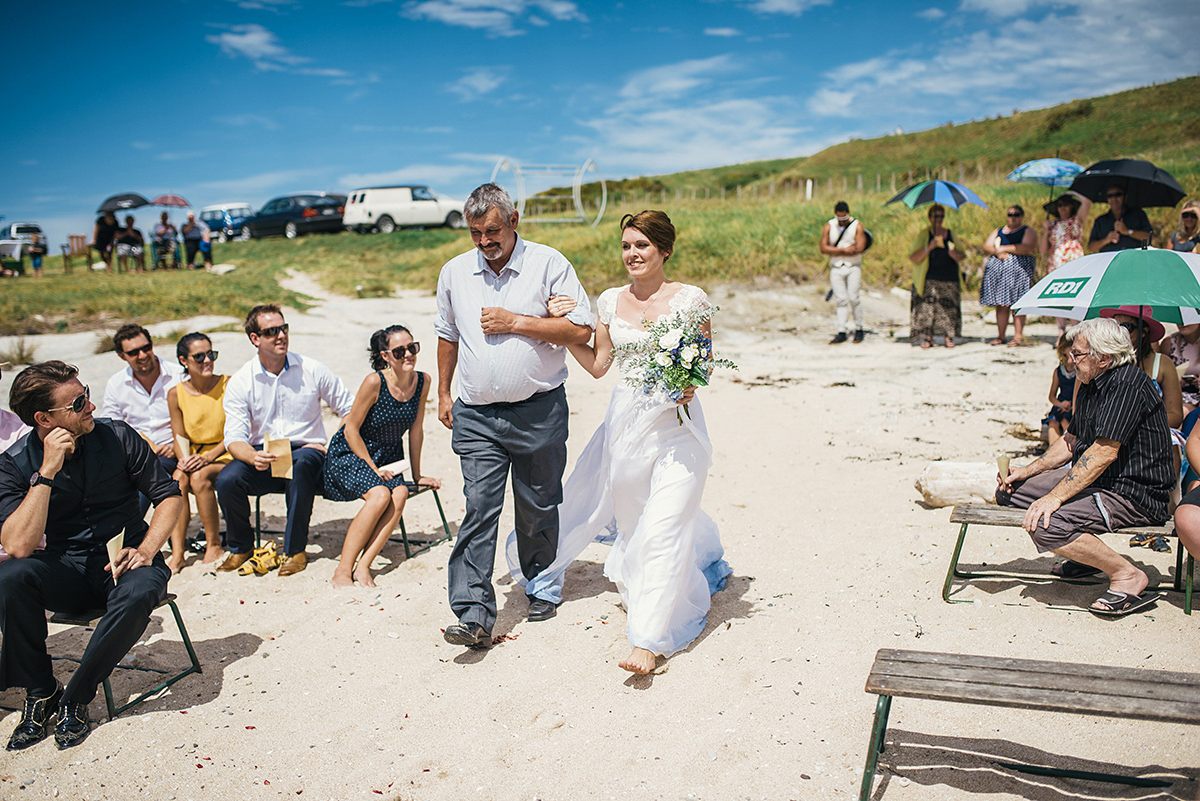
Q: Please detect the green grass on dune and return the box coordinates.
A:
[7,76,1199,334]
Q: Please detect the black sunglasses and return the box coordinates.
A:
[190,350,219,363]
[388,342,421,359]
[47,385,90,415]
[122,343,153,357]
[1183,212,1198,220]
[1106,192,1125,199]
[1007,211,1023,217]
[257,324,289,338]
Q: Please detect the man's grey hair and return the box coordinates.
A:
[464,183,515,223]
[1066,318,1135,368]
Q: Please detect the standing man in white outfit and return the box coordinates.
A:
[818,201,867,344]
[435,183,594,647]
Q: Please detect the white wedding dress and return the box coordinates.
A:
[506,284,731,657]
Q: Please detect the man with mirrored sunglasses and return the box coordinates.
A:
[217,304,353,576]
[0,361,182,749]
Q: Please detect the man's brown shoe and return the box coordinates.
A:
[278,552,308,576]
[216,552,251,572]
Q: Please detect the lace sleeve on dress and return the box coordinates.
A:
[597,287,621,325]
[670,284,711,315]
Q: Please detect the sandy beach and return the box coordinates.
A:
[0,274,1196,801]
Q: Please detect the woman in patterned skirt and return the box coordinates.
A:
[908,203,966,348]
[323,325,440,588]
[980,205,1038,346]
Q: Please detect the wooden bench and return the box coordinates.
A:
[860,648,1200,800]
[942,504,1193,612]
[50,593,201,719]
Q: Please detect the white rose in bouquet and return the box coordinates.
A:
[658,328,683,349]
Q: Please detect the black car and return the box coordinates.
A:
[243,193,347,239]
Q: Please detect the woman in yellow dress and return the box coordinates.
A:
[166,332,231,571]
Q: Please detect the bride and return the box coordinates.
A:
[505,210,731,674]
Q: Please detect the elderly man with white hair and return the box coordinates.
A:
[997,317,1173,617]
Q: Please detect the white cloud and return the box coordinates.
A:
[157,151,208,162]
[704,27,742,36]
[206,23,306,67]
[131,141,153,150]
[958,0,1035,16]
[805,0,1200,129]
[338,163,485,191]
[229,0,297,9]
[916,7,945,19]
[743,0,830,15]
[19,160,38,167]
[617,55,737,102]
[448,68,507,100]
[214,114,279,130]
[403,0,586,37]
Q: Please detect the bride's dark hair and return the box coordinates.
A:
[621,210,675,261]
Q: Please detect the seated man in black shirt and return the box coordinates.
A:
[997,318,1172,617]
[0,361,182,750]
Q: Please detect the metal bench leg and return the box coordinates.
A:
[1187,554,1194,616]
[392,489,453,560]
[942,522,973,603]
[859,695,892,801]
[105,599,203,719]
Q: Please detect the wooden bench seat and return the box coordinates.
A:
[859,648,1200,799]
[942,504,1192,612]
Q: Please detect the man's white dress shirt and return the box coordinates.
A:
[100,356,178,446]
[435,236,595,405]
[223,352,354,447]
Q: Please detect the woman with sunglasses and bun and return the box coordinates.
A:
[323,325,440,588]
[166,332,231,571]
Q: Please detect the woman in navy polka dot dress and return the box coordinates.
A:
[324,325,440,587]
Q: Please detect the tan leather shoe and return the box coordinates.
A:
[277,552,308,577]
[216,552,251,572]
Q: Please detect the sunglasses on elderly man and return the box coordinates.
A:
[189,350,219,363]
[257,324,289,338]
[47,385,90,415]
[388,342,421,359]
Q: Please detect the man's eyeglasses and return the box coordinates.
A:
[389,343,420,359]
[1007,212,1023,217]
[257,324,289,338]
[1068,349,1092,361]
[122,343,153,358]
[47,385,90,415]
[190,350,219,363]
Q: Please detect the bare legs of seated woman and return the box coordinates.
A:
[332,484,410,588]
[169,463,226,573]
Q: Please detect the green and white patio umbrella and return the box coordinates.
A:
[1013,248,1200,325]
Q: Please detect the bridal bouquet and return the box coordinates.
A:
[612,305,737,424]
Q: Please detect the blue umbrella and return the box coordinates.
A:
[1006,158,1084,188]
[886,180,989,210]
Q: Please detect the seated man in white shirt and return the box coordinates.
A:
[100,324,179,516]
[216,305,354,577]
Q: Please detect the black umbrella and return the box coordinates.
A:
[1068,159,1185,208]
[96,192,151,213]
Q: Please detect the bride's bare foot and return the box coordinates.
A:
[202,545,226,564]
[167,555,185,575]
[330,570,355,589]
[619,648,657,675]
[353,568,376,588]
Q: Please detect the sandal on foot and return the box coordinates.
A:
[1089,590,1159,617]
[1051,559,1102,579]
[988,338,1006,346]
[238,542,280,575]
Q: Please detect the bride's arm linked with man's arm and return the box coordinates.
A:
[547,295,614,379]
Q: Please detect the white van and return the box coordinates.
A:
[343,185,465,233]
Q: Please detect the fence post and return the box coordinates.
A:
[876,174,881,192]
[891,173,896,192]
[806,178,813,201]
[769,181,775,197]
[857,173,863,192]
[958,164,964,183]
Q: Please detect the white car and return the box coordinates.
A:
[343,185,465,233]
[0,222,46,256]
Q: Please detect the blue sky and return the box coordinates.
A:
[6,0,1198,248]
